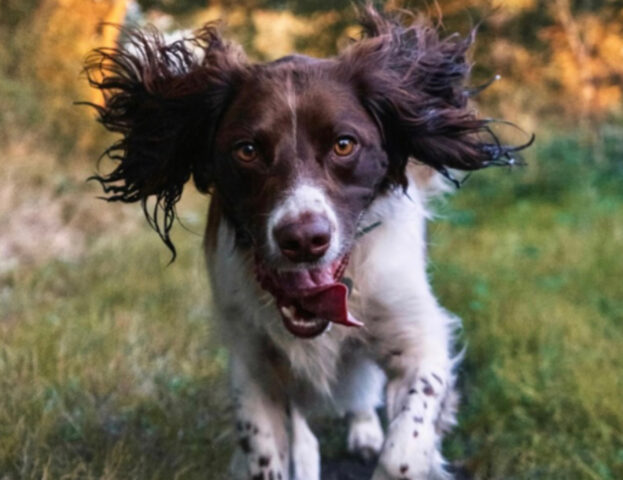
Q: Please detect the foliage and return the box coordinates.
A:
[184,0,623,127]
[0,0,127,153]
[2,0,622,155]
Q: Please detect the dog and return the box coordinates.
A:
[85,5,528,480]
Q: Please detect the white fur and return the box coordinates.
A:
[291,407,320,480]
[207,172,460,480]
[266,184,341,265]
[347,410,385,460]
[332,350,385,415]
[228,355,290,480]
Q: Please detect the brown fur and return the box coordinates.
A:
[84,7,529,258]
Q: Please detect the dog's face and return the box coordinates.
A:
[209,60,389,336]
[213,59,386,266]
[86,7,526,337]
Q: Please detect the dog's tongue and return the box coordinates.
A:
[257,258,362,329]
[297,283,362,327]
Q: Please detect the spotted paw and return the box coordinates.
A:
[371,411,441,480]
[234,422,286,480]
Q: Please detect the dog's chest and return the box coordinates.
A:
[207,225,360,395]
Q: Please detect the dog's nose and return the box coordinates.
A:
[274,214,332,263]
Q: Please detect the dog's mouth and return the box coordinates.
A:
[255,255,363,339]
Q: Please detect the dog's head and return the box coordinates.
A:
[85,6,529,338]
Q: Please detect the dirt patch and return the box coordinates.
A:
[321,459,472,480]
[322,458,375,480]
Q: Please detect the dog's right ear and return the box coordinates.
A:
[83,24,247,255]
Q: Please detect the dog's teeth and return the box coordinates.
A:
[280,306,297,321]
[281,307,330,335]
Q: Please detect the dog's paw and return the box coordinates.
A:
[347,410,384,461]
[233,422,288,480]
[245,448,287,480]
[371,411,448,480]
[229,446,286,480]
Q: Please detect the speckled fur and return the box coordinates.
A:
[206,168,460,480]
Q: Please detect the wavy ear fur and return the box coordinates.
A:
[83,24,247,257]
[339,5,532,189]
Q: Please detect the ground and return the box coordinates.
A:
[0,133,621,479]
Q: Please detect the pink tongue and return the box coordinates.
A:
[255,255,362,329]
[276,268,334,291]
[298,283,363,327]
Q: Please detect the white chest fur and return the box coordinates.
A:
[206,176,437,398]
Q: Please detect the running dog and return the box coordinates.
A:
[85,5,527,479]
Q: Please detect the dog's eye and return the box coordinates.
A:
[234,142,258,163]
[333,136,357,157]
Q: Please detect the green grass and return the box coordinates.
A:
[1,132,622,479]
[0,222,233,479]
[431,133,623,479]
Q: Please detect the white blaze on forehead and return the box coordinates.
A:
[286,73,297,151]
[267,184,341,263]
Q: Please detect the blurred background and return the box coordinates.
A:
[0,1,621,479]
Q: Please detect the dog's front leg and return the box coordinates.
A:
[374,362,454,480]
[290,406,320,480]
[229,354,290,480]
[369,311,457,480]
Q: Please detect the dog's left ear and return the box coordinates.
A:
[83,24,247,256]
[337,6,529,188]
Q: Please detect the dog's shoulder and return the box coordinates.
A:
[346,167,444,318]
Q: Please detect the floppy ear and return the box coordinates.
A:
[338,6,531,188]
[83,24,247,256]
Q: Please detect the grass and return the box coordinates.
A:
[1,228,232,479]
[431,132,623,479]
[1,131,622,479]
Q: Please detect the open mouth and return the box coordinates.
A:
[255,255,363,338]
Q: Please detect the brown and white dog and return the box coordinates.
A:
[86,6,528,480]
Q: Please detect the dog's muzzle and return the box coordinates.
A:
[255,255,362,338]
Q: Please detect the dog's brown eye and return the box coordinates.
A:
[333,136,356,157]
[234,142,258,163]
